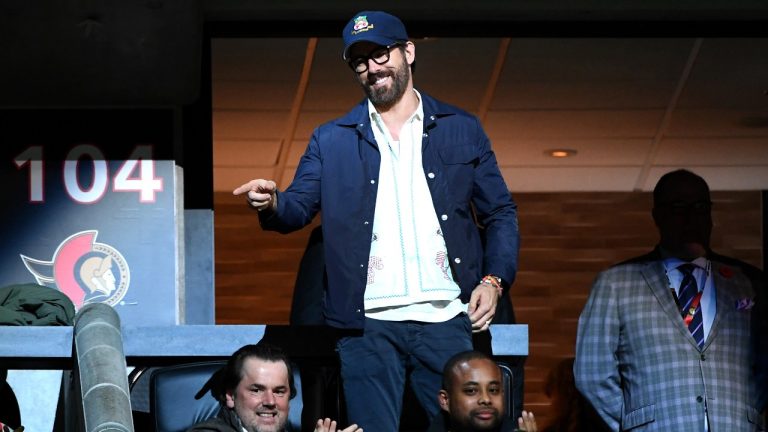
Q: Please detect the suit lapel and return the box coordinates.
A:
[641,261,696,342]
[643,260,710,349]
[705,261,740,345]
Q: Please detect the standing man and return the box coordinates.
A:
[233,10,519,431]
[574,169,767,431]
[187,343,359,432]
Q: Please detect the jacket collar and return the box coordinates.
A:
[335,89,459,130]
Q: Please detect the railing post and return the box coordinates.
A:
[72,303,134,432]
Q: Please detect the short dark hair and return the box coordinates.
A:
[653,169,710,207]
[441,350,496,391]
[221,342,296,400]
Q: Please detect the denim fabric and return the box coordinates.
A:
[337,314,472,432]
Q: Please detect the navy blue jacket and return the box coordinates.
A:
[260,91,519,328]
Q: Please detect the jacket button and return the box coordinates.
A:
[441,214,448,221]
[360,264,364,268]
[427,172,435,179]
[430,115,436,121]
[370,179,376,184]
[423,133,429,138]
[364,221,369,225]
[356,309,361,313]
[454,258,461,264]
[696,396,703,403]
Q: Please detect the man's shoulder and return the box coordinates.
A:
[186,409,237,432]
[597,250,659,276]
[615,249,660,266]
[419,91,477,121]
[709,251,764,278]
[186,417,236,432]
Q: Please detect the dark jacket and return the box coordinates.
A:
[186,407,239,432]
[0,283,75,326]
[260,91,520,328]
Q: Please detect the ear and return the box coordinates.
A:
[651,207,662,227]
[438,389,450,412]
[403,41,415,66]
[225,390,236,409]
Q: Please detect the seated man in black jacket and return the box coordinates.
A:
[187,343,359,432]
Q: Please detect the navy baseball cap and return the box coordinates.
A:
[342,11,409,61]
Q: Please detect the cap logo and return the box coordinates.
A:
[351,15,374,35]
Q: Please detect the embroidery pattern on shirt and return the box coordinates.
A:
[367,256,384,285]
[435,250,451,280]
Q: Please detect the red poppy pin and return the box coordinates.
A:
[718,265,734,279]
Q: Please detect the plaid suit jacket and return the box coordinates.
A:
[574,249,767,431]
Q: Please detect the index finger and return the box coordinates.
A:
[232,182,255,196]
[233,179,274,196]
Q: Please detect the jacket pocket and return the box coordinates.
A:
[438,145,478,165]
[622,404,655,430]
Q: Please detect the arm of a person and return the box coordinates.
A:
[752,271,768,411]
[573,271,623,431]
[257,130,324,233]
[470,119,520,291]
[466,121,519,331]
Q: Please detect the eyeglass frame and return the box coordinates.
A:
[655,200,713,214]
[346,42,405,73]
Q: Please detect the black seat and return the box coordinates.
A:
[497,361,515,419]
[0,369,21,430]
[150,361,225,432]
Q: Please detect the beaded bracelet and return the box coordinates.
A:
[480,275,503,298]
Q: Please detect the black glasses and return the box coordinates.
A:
[347,43,402,73]
[657,200,713,214]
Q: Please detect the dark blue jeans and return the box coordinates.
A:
[336,313,473,432]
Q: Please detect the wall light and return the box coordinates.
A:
[545,149,578,158]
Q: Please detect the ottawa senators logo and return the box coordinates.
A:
[20,230,130,309]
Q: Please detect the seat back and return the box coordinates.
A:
[497,361,515,419]
[150,361,225,432]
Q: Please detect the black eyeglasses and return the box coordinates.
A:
[347,43,402,73]
[657,200,713,214]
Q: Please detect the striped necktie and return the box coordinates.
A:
[678,264,704,348]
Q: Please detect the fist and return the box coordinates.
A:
[233,179,277,211]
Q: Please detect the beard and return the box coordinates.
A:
[234,405,287,432]
[451,408,503,432]
[359,55,410,111]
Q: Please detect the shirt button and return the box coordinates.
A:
[454,258,461,264]
[441,214,448,221]
[370,179,376,184]
[427,172,435,179]
[696,396,703,403]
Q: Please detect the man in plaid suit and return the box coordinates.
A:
[574,169,767,431]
